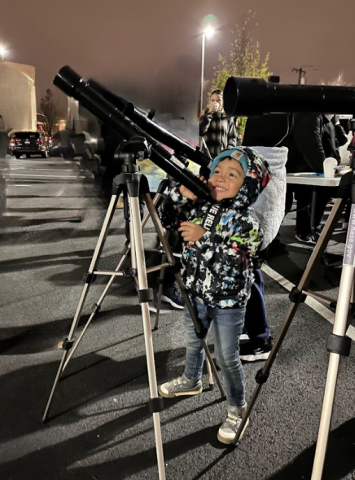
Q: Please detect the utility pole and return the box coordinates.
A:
[292,67,307,85]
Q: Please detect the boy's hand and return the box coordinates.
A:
[179,222,206,242]
[179,175,207,200]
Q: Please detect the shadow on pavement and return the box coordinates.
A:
[266,418,355,480]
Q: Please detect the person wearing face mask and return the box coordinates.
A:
[199,89,238,159]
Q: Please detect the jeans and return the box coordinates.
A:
[184,300,246,407]
[286,184,336,236]
[244,269,270,345]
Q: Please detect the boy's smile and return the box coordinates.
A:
[208,158,245,201]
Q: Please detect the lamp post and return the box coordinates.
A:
[200,26,215,115]
[0,46,7,62]
[199,26,215,149]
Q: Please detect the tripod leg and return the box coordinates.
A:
[153,252,167,330]
[154,229,170,330]
[144,193,225,398]
[206,358,214,389]
[42,193,120,422]
[63,251,128,371]
[232,196,347,444]
[129,195,166,480]
[311,203,355,479]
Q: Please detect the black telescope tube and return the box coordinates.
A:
[54,66,210,199]
[86,79,210,167]
[224,77,355,116]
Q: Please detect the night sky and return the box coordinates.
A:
[1,0,354,113]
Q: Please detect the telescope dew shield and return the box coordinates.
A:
[53,66,210,199]
[224,77,355,116]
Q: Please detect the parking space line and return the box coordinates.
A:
[4,174,89,179]
[262,263,355,342]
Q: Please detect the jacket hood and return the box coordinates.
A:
[211,147,271,209]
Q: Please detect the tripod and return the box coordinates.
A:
[231,172,354,473]
[42,139,225,480]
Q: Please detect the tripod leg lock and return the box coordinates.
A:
[62,338,75,350]
[327,333,351,356]
[138,288,154,303]
[122,267,137,278]
[149,396,164,413]
[255,369,270,384]
[84,272,97,284]
[289,287,306,304]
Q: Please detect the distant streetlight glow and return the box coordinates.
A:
[0,46,7,61]
[204,26,215,39]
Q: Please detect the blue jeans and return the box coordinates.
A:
[184,300,246,407]
[245,269,271,344]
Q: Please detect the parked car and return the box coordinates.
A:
[48,130,98,161]
[11,131,49,159]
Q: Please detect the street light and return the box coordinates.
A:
[199,26,215,148]
[200,26,215,116]
[0,46,7,62]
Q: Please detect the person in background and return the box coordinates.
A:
[199,89,237,159]
[284,112,347,244]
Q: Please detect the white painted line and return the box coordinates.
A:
[4,174,89,179]
[262,263,355,342]
[12,184,34,187]
[3,168,86,172]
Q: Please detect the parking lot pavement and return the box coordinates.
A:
[1,156,355,479]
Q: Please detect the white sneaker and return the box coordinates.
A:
[217,403,249,444]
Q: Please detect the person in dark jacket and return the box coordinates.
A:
[157,146,271,444]
[199,89,237,158]
[284,113,347,243]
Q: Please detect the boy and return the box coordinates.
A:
[158,146,270,444]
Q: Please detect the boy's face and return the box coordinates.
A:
[208,158,245,201]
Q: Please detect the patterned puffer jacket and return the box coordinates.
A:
[159,147,271,308]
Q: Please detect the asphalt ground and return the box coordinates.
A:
[1,155,355,480]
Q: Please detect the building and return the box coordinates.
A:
[0,60,36,133]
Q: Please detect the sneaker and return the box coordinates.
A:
[161,281,185,309]
[295,233,317,245]
[149,298,171,314]
[217,403,249,445]
[159,373,202,398]
[239,337,273,362]
[240,333,250,341]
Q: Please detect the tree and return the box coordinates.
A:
[211,11,272,135]
[40,89,63,136]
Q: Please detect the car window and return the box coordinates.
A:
[14,132,40,139]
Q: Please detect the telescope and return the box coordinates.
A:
[53,66,210,199]
[224,77,355,116]
[85,79,210,168]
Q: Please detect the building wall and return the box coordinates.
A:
[0,61,36,133]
